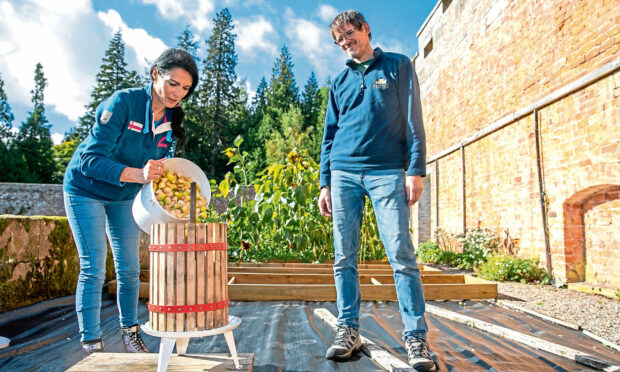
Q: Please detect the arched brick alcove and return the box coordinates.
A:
[563,184,620,283]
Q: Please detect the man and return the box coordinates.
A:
[318,10,435,371]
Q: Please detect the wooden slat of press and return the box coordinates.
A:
[157,224,166,331]
[186,223,197,332]
[206,223,214,329]
[176,223,186,332]
[149,224,154,328]
[223,224,228,324]
[196,224,206,330]
[214,224,222,328]
[166,223,176,332]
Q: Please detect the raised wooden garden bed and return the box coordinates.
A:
[109,262,497,301]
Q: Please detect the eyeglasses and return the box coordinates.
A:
[333,29,356,46]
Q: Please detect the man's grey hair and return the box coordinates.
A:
[330,10,372,41]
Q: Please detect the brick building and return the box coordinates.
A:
[410,0,619,288]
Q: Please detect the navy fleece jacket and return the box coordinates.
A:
[319,48,426,188]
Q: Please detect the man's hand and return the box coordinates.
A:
[406,175,423,207]
[318,186,332,217]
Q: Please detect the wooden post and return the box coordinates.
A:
[206,224,214,329]
[196,224,206,329]
[186,223,196,332]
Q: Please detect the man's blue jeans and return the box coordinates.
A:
[330,169,428,339]
[64,192,141,342]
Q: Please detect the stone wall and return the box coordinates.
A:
[0,216,115,313]
[0,183,65,216]
[411,0,619,285]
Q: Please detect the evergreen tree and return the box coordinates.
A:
[266,46,299,113]
[265,106,313,164]
[15,63,57,183]
[308,85,330,162]
[189,8,243,178]
[251,77,268,113]
[66,31,142,142]
[301,72,321,131]
[176,25,200,60]
[0,73,14,140]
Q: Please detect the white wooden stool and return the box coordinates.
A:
[141,315,242,372]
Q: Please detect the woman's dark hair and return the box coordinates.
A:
[150,48,199,149]
[330,10,371,41]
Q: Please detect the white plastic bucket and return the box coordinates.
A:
[132,157,211,233]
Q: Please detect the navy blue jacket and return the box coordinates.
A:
[319,48,426,188]
[63,84,176,201]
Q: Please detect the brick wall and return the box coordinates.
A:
[413,0,619,285]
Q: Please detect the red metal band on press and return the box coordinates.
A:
[147,300,229,313]
[148,243,228,252]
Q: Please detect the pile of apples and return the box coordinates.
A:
[153,171,208,220]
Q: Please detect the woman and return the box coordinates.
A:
[63,48,198,356]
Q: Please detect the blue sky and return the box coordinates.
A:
[0,0,438,144]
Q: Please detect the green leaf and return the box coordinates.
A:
[234,135,244,148]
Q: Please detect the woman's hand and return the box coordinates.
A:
[142,159,165,182]
[119,159,165,184]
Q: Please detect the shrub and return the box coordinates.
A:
[476,253,549,283]
[455,228,499,270]
[416,242,459,266]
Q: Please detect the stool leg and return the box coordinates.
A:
[158,338,176,372]
[223,331,241,369]
[176,338,190,355]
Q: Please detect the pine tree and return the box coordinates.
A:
[301,72,321,131]
[15,63,57,183]
[0,73,25,182]
[308,85,330,162]
[66,31,143,142]
[251,77,268,113]
[176,25,200,60]
[266,46,299,113]
[265,106,313,164]
[190,8,243,178]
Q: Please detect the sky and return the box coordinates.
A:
[0,0,438,145]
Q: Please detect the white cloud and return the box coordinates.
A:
[98,10,168,73]
[318,4,338,23]
[51,133,63,145]
[284,9,343,81]
[0,0,106,121]
[375,39,409,57]
[140,0,214,33]
[234,17,277,56]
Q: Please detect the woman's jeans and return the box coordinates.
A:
[64,192,141,343]
[330,169,428,339]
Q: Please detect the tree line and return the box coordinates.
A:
[0,8,328,184]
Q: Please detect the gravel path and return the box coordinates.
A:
[425,264,620,345]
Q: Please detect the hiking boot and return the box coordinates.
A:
[406,336,436,371]
[325,325,362,360]
[81,339,104,358]
[120,325,149,353]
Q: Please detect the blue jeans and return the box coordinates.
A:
[330,169,428,339]
[64,192,141,342]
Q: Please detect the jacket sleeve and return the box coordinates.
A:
[399,59,426,177]
[319,85,339,188]
[79,94,130,186]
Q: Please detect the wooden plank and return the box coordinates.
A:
[206,224,214,329]
[176,224,186,332]
[227,267,443,275]
[149,224,154,329]
[158,225,166,331]
[66,352,254,371]
[186,223,196,332]
[228,262,429,270]
[228,283,497,301]
[214,224,223,328]
[166,224,176,332]
[226,273,465,285]
[223,224,228,324]
[425,304,620,371]
[196,223,206,330]
[314,308,412,371]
